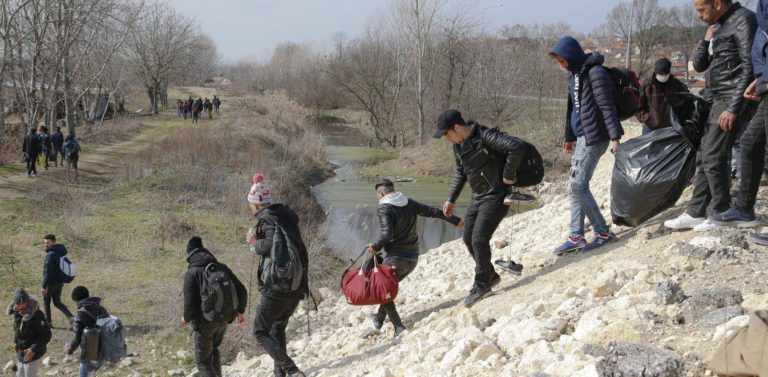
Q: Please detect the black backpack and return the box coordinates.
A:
[200,263,239,323]
[587,66,641,121]
[261,222,305,294]
[513,140,545,187]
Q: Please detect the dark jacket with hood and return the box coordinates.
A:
[67,297,108,359]
[23,133,40,157]
[253,203,309,299]
[638,75,689,130]
[51,130,64,150]
[371,192,461,259]
[183,248,247,328]
[551,36,623,146]
[693,2,757,114]
[447,123,526,203]
[753,0,768,95]
[8,298,51,364]
[42,244,68,288]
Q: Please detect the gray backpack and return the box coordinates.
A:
[261,224,304,293]
[79,309,128,364]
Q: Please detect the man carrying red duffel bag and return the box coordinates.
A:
[363,178,463,338]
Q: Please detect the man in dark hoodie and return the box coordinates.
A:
[434,110,526,308]
[666,0,757,231]
[712,0,768,240]
[549,36,623,255]
[245,174,308,377]
[366,178,463,336]
[64,286,107,377]
[51,127,64,168]
[41,234,73,328]
[22,128,39,178]
[637,58,689,135]
[183,236,247,377]
[8,288,51,377]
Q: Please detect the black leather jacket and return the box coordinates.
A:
[693,2,757,114]
[371,195,460,258]
[448,123,526,203]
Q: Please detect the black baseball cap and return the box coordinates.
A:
[433,109,466,139]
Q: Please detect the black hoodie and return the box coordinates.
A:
[67,297,108,358]
[9,298,51,364]
[183,248,247,328]
[42,244,68,288]
[253,203,309,299]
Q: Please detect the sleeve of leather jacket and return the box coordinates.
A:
[412,200,461,225]
[371,206,394,252]
[636,81,650,124]
[693,40,712,73]
[447,150,467,203]
[589,66,623,140]
[482,130,525,181]
[254,218,275,256]
[182,269,199,323]
[564,96,577,143]
[67,312,85,354]
[30,311,51,355]
[728,15,757,114]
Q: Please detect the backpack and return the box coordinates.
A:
[260,221,305,294]
[59,256,75,283]
[79,310,128,364]
[588,66,641,121]
[65,140,79,161]
[200,263,239,323]
[514,140,545,187]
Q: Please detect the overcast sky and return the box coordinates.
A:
[167,0,697,62]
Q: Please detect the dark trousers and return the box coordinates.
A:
[688,100,755,217]
[44,283,73,324]
[463,198,509,287]
[253,295,301,376]
[736,97,768,213]
[193,323,227,377]
[369,256,417,328]
[26,153,37,176]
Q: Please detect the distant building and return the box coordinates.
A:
[204,77,231,88]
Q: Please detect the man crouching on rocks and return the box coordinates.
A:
[435,109,525,308]
[366,178,463,337]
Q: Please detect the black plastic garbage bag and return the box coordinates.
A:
[610,93,710,227]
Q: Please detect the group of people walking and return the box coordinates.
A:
[177,96,221,124]
[22,126,81,182]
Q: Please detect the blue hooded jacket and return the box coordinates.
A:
[42,244,68,288]
[551,36,623,146]
[753,0,768,83]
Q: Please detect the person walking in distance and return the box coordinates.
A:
[637,58,690,135]
[22,128,39,178]
[8,288,51,377]
[51,127,64,168]
[41,234,74,328]
[63,134,81,182]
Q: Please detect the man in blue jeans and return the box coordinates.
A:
[550,36,623,255]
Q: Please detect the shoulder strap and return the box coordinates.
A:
[78,308,96,321]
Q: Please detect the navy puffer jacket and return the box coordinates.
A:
[552,36,623,146]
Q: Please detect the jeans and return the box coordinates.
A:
[26,153,37,176]
[688,100,754,217]
[463,198,509,287]
[253,295,301,376]
[736,97,768,213]
[569,137,609,237]
[194,323,227,377]
[78,360,99,377]
[367,256,417,327]
[44,283,73,325]
[16,358,41,377]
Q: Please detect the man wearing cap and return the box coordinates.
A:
[245,174,309,377]
[433,109,525,308]
[637,57,689,135]
[7,288,51,377]
[366,178,463,336]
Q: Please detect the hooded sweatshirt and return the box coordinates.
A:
[552,36,588,138]
[67,297,108,359]
[42,244,68,288]
[8,298,51,364]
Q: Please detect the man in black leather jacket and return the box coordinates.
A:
[434,109,525,308]
[666,0,758,231]
[365,178,462,336]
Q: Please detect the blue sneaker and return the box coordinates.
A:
[554,236,587,256]
[582,231,617,253]
[709,206,760,228]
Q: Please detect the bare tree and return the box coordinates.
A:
[0,0,34,143]
[607,0,667,76]
[668,5,706,80]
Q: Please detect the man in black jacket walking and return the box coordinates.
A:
[41,234,73,328]
[245,174,308,377]
[434,110,525,308]
[8,288,51,377]
[64,286,108,376]
[51,127,64,168]
[366,178,462,336]
[22,128,39,178]
[183,237,247,377]
[666,0,758,231]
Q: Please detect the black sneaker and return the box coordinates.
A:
[494,260,523,276]
[463,275,501,308]
[370,314,383,330]
[504,191,536,205]
[393,324,408,338]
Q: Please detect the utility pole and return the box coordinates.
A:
[626,3,634,69]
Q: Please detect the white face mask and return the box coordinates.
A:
[656,74,670,83]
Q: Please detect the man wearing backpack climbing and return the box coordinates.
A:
[637,58,689,135]
[63,134,80,182]
[434,109,538,308]
[665,0,758,231]
[182,236,247,377]
[8,288,51,377]
[41,234,74,329]
[366,178,463,336]
[245,174,309,377]
[549,35,623,255]
[64,286,107,376]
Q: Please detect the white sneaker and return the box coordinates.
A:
[664,213,705,230]
[693,219,721,232]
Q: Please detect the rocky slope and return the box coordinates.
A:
[226,128,768,377]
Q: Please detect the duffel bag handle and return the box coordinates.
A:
[358,250,379,275]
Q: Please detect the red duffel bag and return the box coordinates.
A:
[341,250,398,305]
